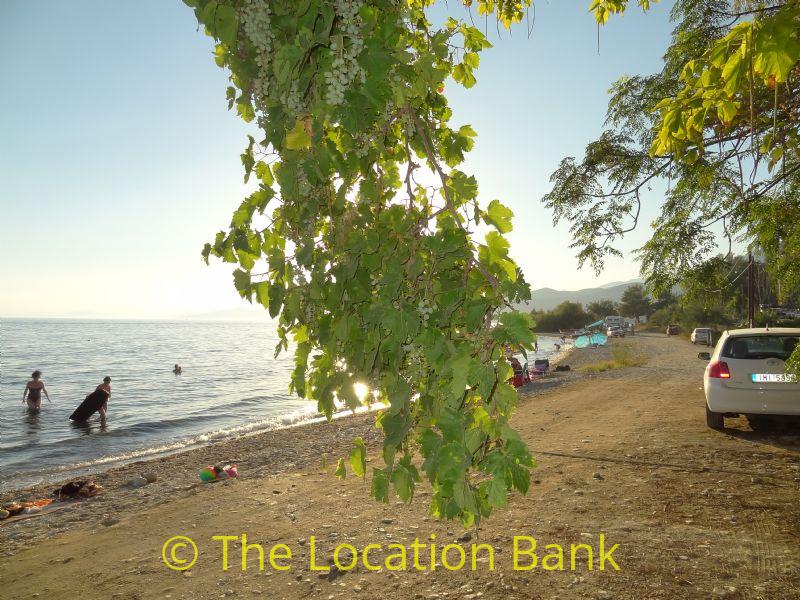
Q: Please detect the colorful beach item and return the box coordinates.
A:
[199,464,238,482]
[199,467,216,482]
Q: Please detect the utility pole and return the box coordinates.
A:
[748,250,755,328]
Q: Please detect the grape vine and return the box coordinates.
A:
[187,0,540,526]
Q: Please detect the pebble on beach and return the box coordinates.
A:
[126,475,147,489]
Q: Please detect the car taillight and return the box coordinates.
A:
[707,361,731,379]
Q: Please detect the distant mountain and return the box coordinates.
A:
[597,278,643,289]
[514,278,643,312]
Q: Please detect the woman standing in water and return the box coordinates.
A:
[22,370,51,411]
[69,376,112,422]
[96,376,111,419]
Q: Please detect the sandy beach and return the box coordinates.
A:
[2,334,799,599]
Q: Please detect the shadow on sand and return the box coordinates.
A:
[724,417,800,454]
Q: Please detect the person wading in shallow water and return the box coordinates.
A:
[69,377,112,422]
[95,377,111,419]
[22,370,51,411]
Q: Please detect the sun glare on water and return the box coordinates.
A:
[354,382,370,403]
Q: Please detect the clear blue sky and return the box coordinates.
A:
[0,0,675,318]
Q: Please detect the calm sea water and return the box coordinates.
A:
[0,319,564,492]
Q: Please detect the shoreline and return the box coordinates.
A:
[0,344,579,545]
[2,339,574,497]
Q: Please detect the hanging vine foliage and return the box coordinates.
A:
[185,0,645,523]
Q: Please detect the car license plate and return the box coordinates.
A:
[751,373,797,383]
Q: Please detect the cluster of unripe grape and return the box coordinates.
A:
[324,0,367,106]
[417,299,434,324]
[352,133,371,158]
[283,81,305,117]
[304,301,319,322]
[241,0,274,104]
[296,292,321,324]
[402,343,429,381]
[295,168,312,196]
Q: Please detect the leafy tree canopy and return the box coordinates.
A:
[619,283,653,318]
[587,298,619,319]
[545,0,799,293]
[543,0,800,370]
[532,301,590,332]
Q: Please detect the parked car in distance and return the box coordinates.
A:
[604,315,625,329]
[666,324,679,335]
[607,326,625,338]
[702,327,800,430]
[691,327,713,345]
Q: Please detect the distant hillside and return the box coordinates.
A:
[514,278,643,312]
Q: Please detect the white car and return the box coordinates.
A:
[702,328,800,430]
[606,326,625,338]
[691,327,713,345]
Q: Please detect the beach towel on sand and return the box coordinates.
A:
[53,480,102,500]
[69,389,109,421]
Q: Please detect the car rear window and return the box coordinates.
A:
[721,335,799,360]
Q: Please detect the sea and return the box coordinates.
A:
[0,318,564,492]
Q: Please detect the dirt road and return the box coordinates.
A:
[1,334,799,599]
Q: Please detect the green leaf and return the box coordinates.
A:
[436,441,470,482]
[493,383,517,416]
[447,170,478,201]
[463,52,480,68]
[371,468,389,502]
[213,5,239,47]
[273,44,303,86]
[255,161,274,186]
[484,230,510,265]
[391,461,415,503]
[349,437,366,477]
[453,477,478,513]
[285,119,312,150]
[334,458,346,479]
[754,17,800,83]
[485,199,514,233]
[253,281,270,308]
[448,353,471,399]
[268,283,284,318]
[721,46,748,95]
[498,311,535,345]
[387,378,411,415]
[453,63,477,88]
[236,99,255,123]
[293,325,309,344]
[232,269,251,299]
[485,477,508,508]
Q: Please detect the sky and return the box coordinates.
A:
[0,0,677,318]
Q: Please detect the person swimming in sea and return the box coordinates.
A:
[22,370,51,411]
[69,377,112,422]
[173,364,182,375]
